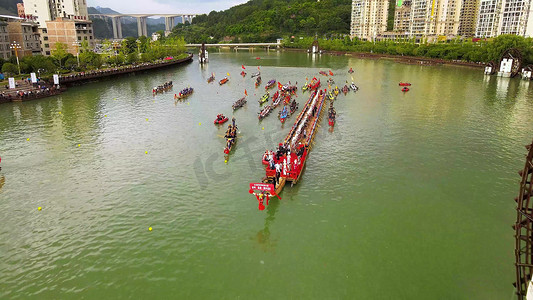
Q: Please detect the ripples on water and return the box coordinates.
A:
[0,51,531,299]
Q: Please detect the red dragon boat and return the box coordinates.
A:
[250,90,327,210]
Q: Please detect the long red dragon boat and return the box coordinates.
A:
[250,88,326,210]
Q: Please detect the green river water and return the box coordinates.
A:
[0,50,532,299]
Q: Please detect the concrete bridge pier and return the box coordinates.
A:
[183,15,194,24]
[137,17,148,37]
[111,16,123,39]
[164,17,175,36]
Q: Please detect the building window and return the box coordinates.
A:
[78,36,81,40]
[44,36,48,40]
[44,44,49,48]
[46,51,50,55]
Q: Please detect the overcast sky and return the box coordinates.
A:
[87,0,249,14]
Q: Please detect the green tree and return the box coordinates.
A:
[2,63,18,75]
[65,57,78,70]
[51,42,69,69]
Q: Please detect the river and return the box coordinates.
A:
[0,50,531,299]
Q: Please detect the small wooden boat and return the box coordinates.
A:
[327,91,335,101]
[265,79,276,90]
[240,71,246,77]
[272,92,282,108]
[319,71,328,76]
[399,82,411,86]
[224,123,238,155]
[207,73,215,83]
[402,87,410,92]
[350,83,358,91]
[219,77,229,85]
[258,105,273,120]
[279,106,288,123]
[232,97,247,111]
[329,70,334,76]
[251,72,261,78]
[214,114,229,124]
[342,85,349,95]
[259,92,269,105]
[174,87,194,99]
[255,76,262,87]
[302,82,308,91]
[328,106,336,126]
[289,99,298,115]
[348,68,354,74]
[333,87,340,96]
[153,81,173,95]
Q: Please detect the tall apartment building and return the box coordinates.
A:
[7,20,41,57]
[46,18,94,56]
[434,0,462,36]
[22,0,92,55]
[475,0,502,37]
[408,0,463,38]
[0,19,9,60]
[458,0,480,37]
[350,0,390,41]
[498,0,533,36]
[23,0,88,28]
[408,0,430,36]
[394,0,412,32]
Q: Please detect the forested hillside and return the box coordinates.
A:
[171,0,352,43]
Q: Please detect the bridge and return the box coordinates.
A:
[186,41,282,49]
[89,13,198,39]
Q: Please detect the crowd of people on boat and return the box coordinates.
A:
[175,86,193,99]
[232,97,246,110]
[0,84,61,102]
[328,102,336,124]
[153,81,173,95]
[224,118,238,154]
[263,141,308,185]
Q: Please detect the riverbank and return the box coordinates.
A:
[0,54,193,104]
[60,53,193,85]
[283,48,485,69]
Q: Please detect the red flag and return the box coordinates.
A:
[245,89,248,96]
[242,65,245,70]
[278,82,283,90]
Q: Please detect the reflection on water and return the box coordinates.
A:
[0,175,4,191]
[255,197,279,252]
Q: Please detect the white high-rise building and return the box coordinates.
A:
[434,0,463,36]
[475,0,502,37]
[23,0,88,28]
[408,0,463,37]
[22,0,91,56]
[350,0,390,41]
[498,0,533,36]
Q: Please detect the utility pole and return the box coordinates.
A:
[72,41,80,67]
[10,41,21,75]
